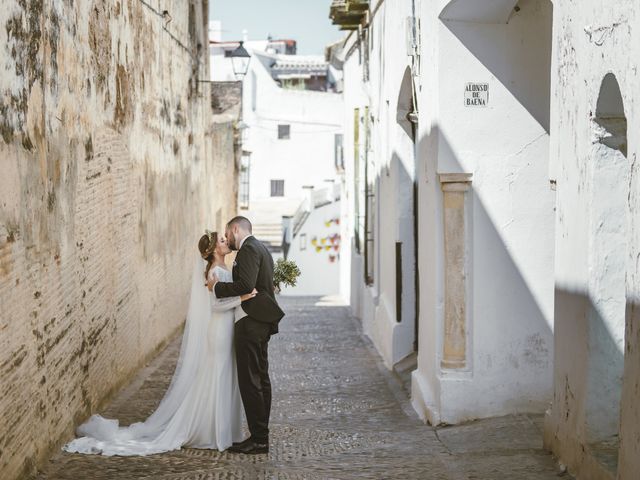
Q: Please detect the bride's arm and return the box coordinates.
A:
[211,294,242,312]
[211,289,258,312]
[209,267,256,312]
[209,267,240,312]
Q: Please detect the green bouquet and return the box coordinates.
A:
[273,258,301,292]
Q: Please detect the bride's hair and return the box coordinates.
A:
[198,231,218,281]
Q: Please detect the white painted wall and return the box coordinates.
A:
[339,0,640,475]
[242,54,342,201]
[340,0,419,370]
[280,199,342,296]
[542,2,640,478]
[229,49,344,227]
[413,0,555,426]
[338,0,556,422]
[210,23,346,297]
[410,0,555,426]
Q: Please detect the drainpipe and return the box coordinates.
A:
[409,0,420,119]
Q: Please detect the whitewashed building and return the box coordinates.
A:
[542,2,640,479]
[210,23,346,297]
[331,0,555,424]
[331,0,640,478]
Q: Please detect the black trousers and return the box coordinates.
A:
[234,316,272,443]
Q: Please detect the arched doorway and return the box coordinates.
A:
[394,66,418,354]
[584,73,628,472]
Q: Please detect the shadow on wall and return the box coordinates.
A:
[415,124,554,418]
[442,0,553,133]
[549,288,626,475]
[545,72,632,478]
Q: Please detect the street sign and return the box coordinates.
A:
[464,83,489,107]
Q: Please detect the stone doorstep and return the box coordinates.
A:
[392,351,418,397]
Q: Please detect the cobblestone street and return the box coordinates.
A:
[37,297,567,479]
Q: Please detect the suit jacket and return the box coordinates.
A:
[214,236,285,333]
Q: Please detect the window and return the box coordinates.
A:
[300,233,307,251]
[364,106,375,285]
[224,50,233,58]
[353,108,360,253]
[238,154,251,209]
[271,179,284,197]
[278,124,290,139]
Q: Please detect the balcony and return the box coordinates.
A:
[329,0,369,31]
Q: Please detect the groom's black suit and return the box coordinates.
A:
[214,235,284,444]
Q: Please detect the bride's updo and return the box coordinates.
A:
[198,230,218,280]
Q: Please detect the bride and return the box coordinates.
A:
[63,231,256,456]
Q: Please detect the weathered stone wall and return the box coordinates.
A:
[0,1,236,479]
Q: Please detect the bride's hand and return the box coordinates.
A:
[240,288,258,302]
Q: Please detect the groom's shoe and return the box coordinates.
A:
[232,437,252,448]
[229,439,268,455]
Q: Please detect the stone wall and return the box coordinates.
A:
[0,1,236,479]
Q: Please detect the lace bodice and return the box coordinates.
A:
[209,265,233,283]
[209,266,241,313]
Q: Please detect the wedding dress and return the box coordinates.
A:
[63,258,245,456]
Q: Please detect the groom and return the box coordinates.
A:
[209,216,284,454]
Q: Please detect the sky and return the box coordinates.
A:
[210,1,344,55]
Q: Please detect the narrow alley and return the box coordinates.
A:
[2,1,640,479]
[37,298,565,480]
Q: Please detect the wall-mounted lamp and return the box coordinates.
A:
[230,41,251,80]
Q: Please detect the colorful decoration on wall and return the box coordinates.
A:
[324,217,340,227]
[309,231,342,262]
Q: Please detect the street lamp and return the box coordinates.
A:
[230,41,251,80]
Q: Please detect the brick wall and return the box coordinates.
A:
[0,1,236,478]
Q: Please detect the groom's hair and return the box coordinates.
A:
[227,216,252,233]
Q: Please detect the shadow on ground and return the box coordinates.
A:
[36,297,569,479]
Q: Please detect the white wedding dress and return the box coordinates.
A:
[63,259,246,456]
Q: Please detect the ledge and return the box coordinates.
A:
[438,173,473,184]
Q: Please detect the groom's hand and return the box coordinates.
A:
[207,273,219,292]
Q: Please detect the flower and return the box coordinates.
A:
[274,258,301,291]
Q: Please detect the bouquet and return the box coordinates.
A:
[273,258,301,292]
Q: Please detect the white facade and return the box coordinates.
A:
[334,0,640,477]
[414,0,555,426]
[336,0,555,424]
[339,2,419,371]
[542,2,640,479]
[242,51,342,208]
[210,23,346,297]
[280,185,342,297]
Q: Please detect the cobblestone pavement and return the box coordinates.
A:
[37,297,568,479]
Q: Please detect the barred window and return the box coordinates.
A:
[270,179,284,197]
[239,154,251,209]
[278,124,290,139]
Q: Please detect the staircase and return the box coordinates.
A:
[253,223,283,252]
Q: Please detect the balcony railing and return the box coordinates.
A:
[290,184,341,237]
